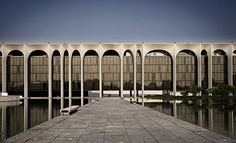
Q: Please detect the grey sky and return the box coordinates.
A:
[0,0,236,43]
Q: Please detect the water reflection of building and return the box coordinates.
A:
[0,43,236,117]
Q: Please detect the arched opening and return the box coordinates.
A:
[7,50,24,95]
[123,50,134,97]
[72,50,80,105]
[176,50,197,91]
[201,50,208,94]
[52,50,60,97]
[84,50,99,99]
[29,50,48,97]
[144,50,173,95]
[212,50,228,86]
[52,50,60,117]
[233,50,236,86]
[136,50,142,96]
[64,51,69,100]
[0,52,2,91]
[102,50,120,97]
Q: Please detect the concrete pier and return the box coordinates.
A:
[6,98,236,143]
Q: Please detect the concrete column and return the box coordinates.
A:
[2,54,7,93]
[133,51,137,101]
[60,54,64,109]
[120,55,123,98]
[141,54,144,106]
[228,111,234,135]
[81,54,84,106]
[69,54,72,107]
[48,55,52,120]
[24,54,28,130]
[99,56,102,98]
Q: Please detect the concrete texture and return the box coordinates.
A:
[6,98,236,143]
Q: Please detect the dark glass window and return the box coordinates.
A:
[176,51,197,90]
[102,51,120,90]
[72,52,80,97]
[233,53,236,86]
[84,55,99,90]
[29,53,48,97]
[123,52,133,90]
[212,50,227,86]
[7,55,24,95]
[52,53,60,97]
[201,50,208,93]
[64,52,69,97]
[136,51,142,90]
[0,53,2,91]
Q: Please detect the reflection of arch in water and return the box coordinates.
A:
[29,50,48,97]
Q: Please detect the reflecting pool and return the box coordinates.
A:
[144,96,236,139]
[0,99,64,142]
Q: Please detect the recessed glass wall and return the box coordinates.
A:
[72,51,80,97]
[29,51,48,97]
[0,52,2,91]
[123,51,133,90]
[102,50,120,90]
[212,50,227,86]
[84,50,99,91]
[144,51,172,92]
[52,51,60,97]
[233,51,236,86]
[201,50,208,93]
[176,50,197,91]
[7,51,24,95]
[136,51,142,90]
[64,51,69,97]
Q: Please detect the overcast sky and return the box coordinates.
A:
[0,0,236,43]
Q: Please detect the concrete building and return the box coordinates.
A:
[1,43,236,119]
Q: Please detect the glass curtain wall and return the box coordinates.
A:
[233,51,236,86]
[212,50,227,86]
[144,51,172,93]
[72,51,81,99]
[84,51,99,95]
[102,50,120,91]
[176,50,197,91]
[7,51,24,95]
[136,51,142,92]
[64,51,69,97]
[0,52,2,91]
[52,51,60,97]
[201,50,208,94]
[123,51,133,92]
[29,51,48,97]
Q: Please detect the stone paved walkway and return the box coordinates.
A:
[6,98,236,143]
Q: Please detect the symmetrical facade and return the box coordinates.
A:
[1,43,236,119]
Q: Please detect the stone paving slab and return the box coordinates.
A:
[6,98,236,143]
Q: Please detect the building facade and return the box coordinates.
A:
[1,43,236,118]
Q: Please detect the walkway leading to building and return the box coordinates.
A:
[7,98,235,143]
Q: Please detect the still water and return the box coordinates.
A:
[145,96,236,139]
[0,99,64,142]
